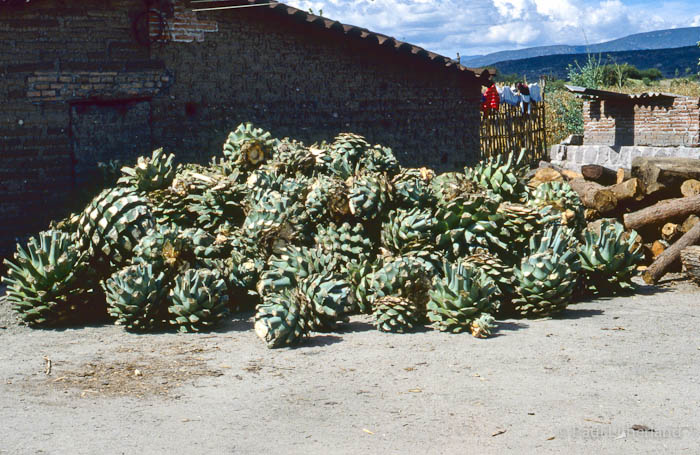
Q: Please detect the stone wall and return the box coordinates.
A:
[583,96,700,147]
[550,144,700,171]
[0,0,483,257]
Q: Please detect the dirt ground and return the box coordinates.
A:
[1,277,698,454]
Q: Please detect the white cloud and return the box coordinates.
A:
[533,0,578,21]
[481,23,541,45]
[493,0,528,20]
[284,0,700,58]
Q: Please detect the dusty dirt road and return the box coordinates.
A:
[1,278,698,454]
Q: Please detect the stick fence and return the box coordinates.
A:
[480,96,547,166]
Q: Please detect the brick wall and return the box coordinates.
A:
[0,0,163,257]
[149,2,482,168]
[0,0,483,257]
[165,1,218,42]
[583,97,700,147]
[26,70,169,101]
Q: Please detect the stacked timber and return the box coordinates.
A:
[533,157,700,285]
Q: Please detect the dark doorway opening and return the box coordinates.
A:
[67,98,152,210]
[70,98,152,187]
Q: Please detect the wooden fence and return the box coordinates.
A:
[480,100,547,166]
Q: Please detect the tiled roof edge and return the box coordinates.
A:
[191,0,494,83]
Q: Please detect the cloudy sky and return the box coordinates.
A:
[286,0,700,58]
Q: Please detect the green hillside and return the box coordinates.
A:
[489,45,700,81]
[464,26,700,67]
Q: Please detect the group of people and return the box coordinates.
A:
[481,82,543,116]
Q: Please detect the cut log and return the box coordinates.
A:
[624,230,644,256]
[584,208,600,221]
[608,178,644,202]
[680,245,700,284]
[631,157,700,196]
[616,168,631,185]
[661,223,680,242]
[651,240,669,259]
[561,169,584,181]
[681,214,700,233]
[643,221,700,284]
[623,195,700,231]
[536,161,568,173]
[569,179,618,214]
[532,162,581,182]
[680,179,700,197]
[581,164,617,185]
[528,167,563,188]
[562,209,577,225]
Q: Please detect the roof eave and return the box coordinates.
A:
[189,0,492,85]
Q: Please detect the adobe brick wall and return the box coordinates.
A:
[0,0,483,257]
[26,70,169,101]
[583,97,700,147]
[166,1,218,42]
[150,3,481,167]
[0,0,164,258]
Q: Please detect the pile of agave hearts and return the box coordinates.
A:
[2,123,643,348]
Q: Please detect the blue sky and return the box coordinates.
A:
[286,0,700,58]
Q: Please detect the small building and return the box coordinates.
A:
[0,0,492,256]
[551,85,700,170]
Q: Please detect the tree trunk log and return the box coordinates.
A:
[561,169,584,181]
[528,167,563,188]
[569,179,618,214]
[651,240,669,259]
[632,157,700,196]
[681,214,700,233]
[609,178,644,202]
[616,168,631,184]
[584,208,600,221]
[581,164,617,185]
[680,245,700,284]
[661,223,680,242]
[643,221,700,284]
[625,230,644,256]
[680,179,700,197]
[530,162,582,182]
[537,161,567,173]
[623,195,700,231]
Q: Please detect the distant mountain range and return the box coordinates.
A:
[486,45,700,81]
[462,27,700,68]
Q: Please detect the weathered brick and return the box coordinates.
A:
[1,0,484,257]
[6,62,53,73]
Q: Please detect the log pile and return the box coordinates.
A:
[681,246,700,284]
[537,158,700,285]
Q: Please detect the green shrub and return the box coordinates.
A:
[494,71,522,85]
[545,89,583,145]
[567,53,604,89]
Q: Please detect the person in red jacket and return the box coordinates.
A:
[481,82,500,116]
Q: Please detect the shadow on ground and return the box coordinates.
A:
[555,308,604,320]
[215,311,255,333]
